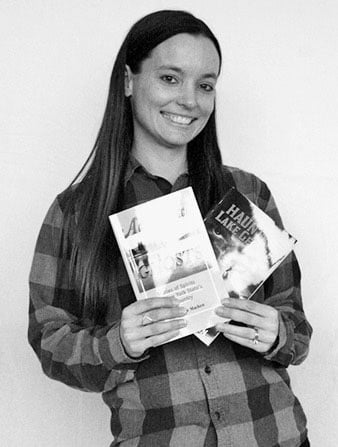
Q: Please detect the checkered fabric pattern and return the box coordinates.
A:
[29,159,312,446]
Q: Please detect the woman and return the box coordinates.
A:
[28,10,312,446]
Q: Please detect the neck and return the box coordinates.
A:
[131,144,188,184]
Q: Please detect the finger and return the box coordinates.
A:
[141,306,188,324]
[145,328,183,349]
[126,318,187,342]
[221,298,275,319]
[215,305,265,328]
[216,322,256,339]
[123,296,181,317]
[220,299,279,334]
[128,326,184,356]
[215,322,274,345]
[221,332,271,353]
[122,304,188,330]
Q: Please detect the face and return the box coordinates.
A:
[125,33,220,153]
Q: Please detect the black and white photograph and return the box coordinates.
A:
[1,1,337,446]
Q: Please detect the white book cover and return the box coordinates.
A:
[109,187,225,343]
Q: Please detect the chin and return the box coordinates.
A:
[160,136,192,149]
[163,130,201,148]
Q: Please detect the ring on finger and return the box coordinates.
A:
[252,328,259,345]
[142,313,155,326]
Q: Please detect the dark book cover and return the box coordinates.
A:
[196,187,297,345]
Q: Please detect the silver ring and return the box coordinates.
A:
[142,313,154,326]
[252,328,259,345]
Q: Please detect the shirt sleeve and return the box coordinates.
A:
[28,196,146,393]
[252,176,313,367]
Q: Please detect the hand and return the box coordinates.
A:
[214,298,279,353]
[120,296,188,358]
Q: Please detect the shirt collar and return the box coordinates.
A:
[124,154,143,186]
[124,154,189,187]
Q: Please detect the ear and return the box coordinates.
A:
[124,65,133,97]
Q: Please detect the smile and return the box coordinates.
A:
[161,112,196,125]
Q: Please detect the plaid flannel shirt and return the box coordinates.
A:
[29,159,312,447]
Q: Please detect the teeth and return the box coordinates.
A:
[162,112,194,125]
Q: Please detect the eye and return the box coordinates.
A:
[200,83,214,92]
[160,75,178,84]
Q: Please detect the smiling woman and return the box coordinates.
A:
[125,33,220,160]
[28,9,312,447]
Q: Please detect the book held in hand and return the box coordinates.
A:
[195,186,297,346]
[109,187,226,344]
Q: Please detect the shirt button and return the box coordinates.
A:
[215,411,221,420]
[204,365,211,374]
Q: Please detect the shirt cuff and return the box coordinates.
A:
[100,321,149,368]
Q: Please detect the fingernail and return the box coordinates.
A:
[221,298,230,305]
[178,320,187,328]
[178,307,188,315]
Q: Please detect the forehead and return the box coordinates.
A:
[141,33,220,76]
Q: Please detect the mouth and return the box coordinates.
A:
[161,112,196,126]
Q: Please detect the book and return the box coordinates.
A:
[109,187,226,343]
[195,186,297,345]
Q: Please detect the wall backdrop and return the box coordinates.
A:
[1,0,337,445]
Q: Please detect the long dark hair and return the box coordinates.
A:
[63,10,227,324]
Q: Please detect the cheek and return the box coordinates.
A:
[131,90,160,125]
[141,83,172,109]
[199,95,215,116]
[132,80,156,108]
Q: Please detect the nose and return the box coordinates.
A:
[177,83,198,109]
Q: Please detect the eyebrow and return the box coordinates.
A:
[157,65,218,79]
